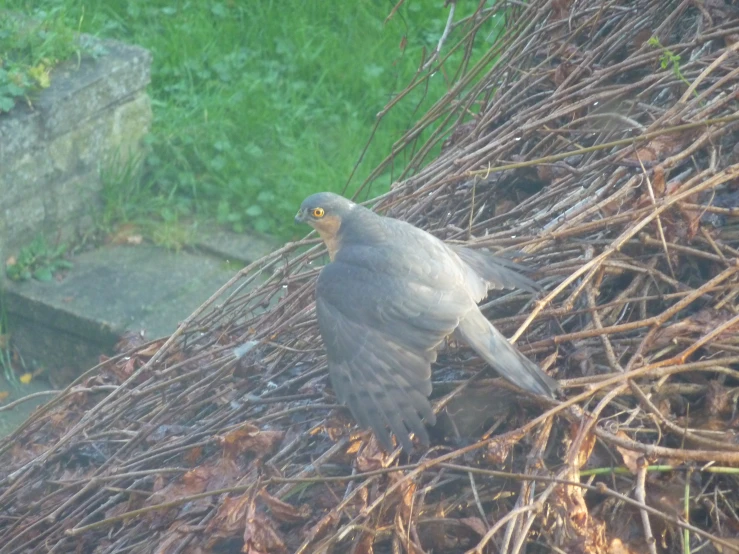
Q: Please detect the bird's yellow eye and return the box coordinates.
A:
[312,207,325,218]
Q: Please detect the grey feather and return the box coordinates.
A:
[449,245,539,293]
[455,308,557,397]
[303,192,557,453]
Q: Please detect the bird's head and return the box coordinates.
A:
[295,192,360,259]
[294,192,357,237]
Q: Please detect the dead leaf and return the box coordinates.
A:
[652,164,665,196]
[577,431,597,469]
[459,517,487,536]
[483,431,522,465]
[423,503,449,549]
[355,434,388,472]
[107,223,144,246]
[553,61,574,87]
[206,493,251,539]
[713,537,739,553]
[551,483,608,552]
[150,458,241,507]
[624,131,696,165]
[322,416,350,443]
[219,424,285,459]
[243,494,288,554]
[301,512,340,551]
[609,537,642,554]
[155,520,202,554]
[138,341,166,357]
[652,308,738,348]
[631,28,653,50]
[110,357,137,382]
[259,489,311,524]
[568,419,597,469]
[552,0,574,20]
[707,380,732,417]
[615,432,641,474]
[184,446,204,465]
[398,479,416,522]
[675,204,703,240]
[351,531,375,554]
[156,467,209,500]
[493,198,516,217]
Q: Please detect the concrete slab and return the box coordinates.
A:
[196,227,279,265]
[0,231,282,438]
[3,244,241,375]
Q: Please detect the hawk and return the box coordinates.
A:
[295,192,557,452]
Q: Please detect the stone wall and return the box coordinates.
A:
[0,36,152,268]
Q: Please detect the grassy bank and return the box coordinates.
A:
[3,1,502,239]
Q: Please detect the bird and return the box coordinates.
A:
[295,192,557,452]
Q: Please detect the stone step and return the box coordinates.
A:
[0,231,278,437]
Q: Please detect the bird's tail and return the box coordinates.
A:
[456,308,557,397]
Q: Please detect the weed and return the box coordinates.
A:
[5,236,73,282]
[0,296,15,388]
[0,9,82,112]
[648,36,696,94]
[98,149,194,249]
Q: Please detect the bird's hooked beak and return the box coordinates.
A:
[294,209,306,224]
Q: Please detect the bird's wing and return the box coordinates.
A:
[456,307,558,397]
[449,245,539,293]
[316,253,471,452]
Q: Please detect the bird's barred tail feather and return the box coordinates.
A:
[455,308,557,398]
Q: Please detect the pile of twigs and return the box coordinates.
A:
[3,0,739,552]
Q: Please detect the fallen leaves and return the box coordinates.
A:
[203,489,292,554]
[259,489,311,524]
[652,307,739,349]
[219,424,285,460]
[107,223,144,246]
[624,131,698,166]
[567,418,598,469]
[615,432,642,474]
[458,516,487,536]
[483,430,523,465]
[244,494,288,554]
[550,482,610,554]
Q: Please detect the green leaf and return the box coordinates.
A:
[245,205,263,217]
[256,191,275,203]
[54,260,74,270]
[33,267,54,282]
[0,96,15,112]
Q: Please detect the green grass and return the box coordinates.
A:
[0,9,83,112]
[3,1,504,240]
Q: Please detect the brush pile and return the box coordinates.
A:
[3,0,739,552]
